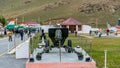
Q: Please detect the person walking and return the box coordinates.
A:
[19,30,24,40]
[7,30,13,42]
[27,30,31,38]
[4,29,7,35]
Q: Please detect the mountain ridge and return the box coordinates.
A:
[0,0,120,27]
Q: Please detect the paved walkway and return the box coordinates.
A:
[0,54,27,68]
[0,34,28,55]
[0,33,37,68]
[0,34,30,68]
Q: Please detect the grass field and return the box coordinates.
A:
[91,37,120,68]
[73,35,120,68]
[30,33,120,68]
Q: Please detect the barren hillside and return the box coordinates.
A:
[0,0,120,27]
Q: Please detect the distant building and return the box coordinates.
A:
[60,18,82,33]
[40,25,55,33]
[78,25,92,33]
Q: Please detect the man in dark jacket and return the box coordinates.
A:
[19,30,24,40]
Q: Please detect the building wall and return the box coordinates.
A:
[40,25,55,33]
[61,25,82,33]
[78,25,92,33]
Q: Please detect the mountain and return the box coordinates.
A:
[0,0,120,27]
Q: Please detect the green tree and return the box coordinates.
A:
[0,15,7,26]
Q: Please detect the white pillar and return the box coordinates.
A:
[67,25,71,33]
[76,25,78,31]
[67,25,69,29]
[104,50,107,68]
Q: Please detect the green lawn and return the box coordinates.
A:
[91,37,120,68]
[31,33,120,68]
[76,35,120,68]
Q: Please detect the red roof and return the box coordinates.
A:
[25,22,38,24]
[25,22,39,26]
[61,18,82,25]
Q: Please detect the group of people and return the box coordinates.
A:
[89,29,111,37]
[7,29,32,42]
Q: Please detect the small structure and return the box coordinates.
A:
[25,21,40,31]
[61,18,82,33]
[78,25,92,33]
[40,25,55,33]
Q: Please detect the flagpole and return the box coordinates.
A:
[96,19,98,28]
[15,18,18,25]
[22,17,25,22]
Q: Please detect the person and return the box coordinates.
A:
[27,30,31,38]
[106,29,110,36]
[14,29,19,37]
[40,29,46,40]
[89,30,92,36]
[19,30,24,40]
[74,31,77,37]
[4,29,7,35]
[98,32,102,38]
[95,31,98,35]
[7,30,13,42]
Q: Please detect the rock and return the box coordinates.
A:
[24,0,31,4]
[78,0,120,14]
[43,0,70,11]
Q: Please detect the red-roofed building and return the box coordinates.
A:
[25,21,40,27]
[61,18,82,33]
